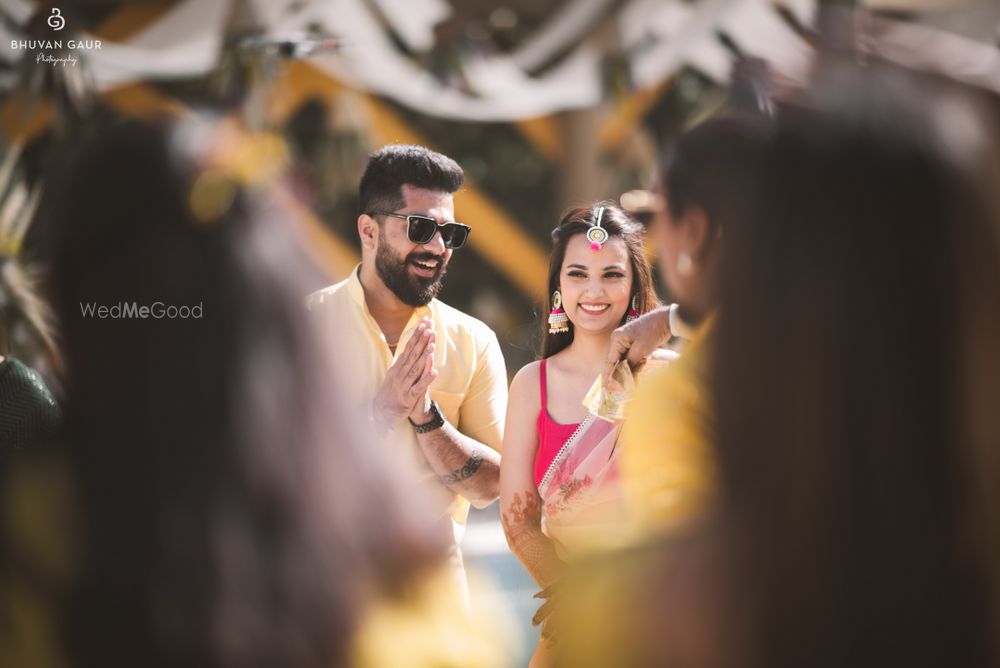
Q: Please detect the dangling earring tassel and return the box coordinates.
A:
[548,290,569,334]
[625,295,639,323]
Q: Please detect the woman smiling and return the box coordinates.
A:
[499,203,663,666]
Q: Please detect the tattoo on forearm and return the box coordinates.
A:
[437,451,484,485]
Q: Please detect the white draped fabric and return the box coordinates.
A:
[84,0,230,90]
[2,0,998,121]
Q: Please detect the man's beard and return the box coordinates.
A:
[374,235,447,307]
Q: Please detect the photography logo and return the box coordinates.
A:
[48,8,65,31]
[10,8,102,67]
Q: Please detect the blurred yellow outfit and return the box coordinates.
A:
[0,452,71,668]
[352,569,513,668]
[621,316,716,539]
[551,317,718,666]
[0,453,511,668]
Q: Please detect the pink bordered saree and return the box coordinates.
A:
[536,358,673,556]
[537,412,626,556]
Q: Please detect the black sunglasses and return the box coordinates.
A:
[369,211,471,249]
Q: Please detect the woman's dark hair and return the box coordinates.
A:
[541,203,658,358]
[715,61,1000,668]
[0,258,57,364]
[659,114,770,230]
[45,119,447,668]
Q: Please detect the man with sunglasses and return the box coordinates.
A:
[309,144,506,591]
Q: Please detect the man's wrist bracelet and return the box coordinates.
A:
[409,400,445,434]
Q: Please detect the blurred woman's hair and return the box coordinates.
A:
[658,114,770,231]
[0,158,58,372]
[715,60,1000,668]
[0,258,57,363]
[541,203,658,358]
[45,119,448,668]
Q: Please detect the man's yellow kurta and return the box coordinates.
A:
[308,268,508,580]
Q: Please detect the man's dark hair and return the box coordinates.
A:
[358,144,464,215]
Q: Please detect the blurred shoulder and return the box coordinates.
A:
[305,276,352,311]
[633,354,680,399]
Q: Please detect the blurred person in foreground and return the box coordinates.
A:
[560,59,1000,668]
[608,115,771,539]
[709,58,1000,668]
[0,118,508,668]
[500,203,664,666]
[308,144,507,593]
[0,251,61,451]
[0,161,61,451]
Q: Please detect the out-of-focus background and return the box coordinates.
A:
[3,2,999,664]
[3,0,999,373]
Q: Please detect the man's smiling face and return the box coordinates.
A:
[373,184,454,307]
